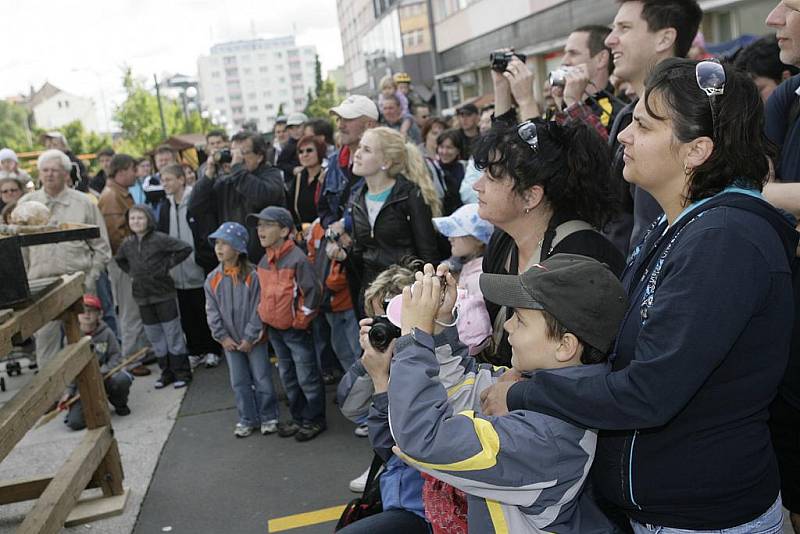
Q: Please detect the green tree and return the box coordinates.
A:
[0,101,33,151]
[314,54,323,94]
[304,79,339,121]
[114,68,211,156]
[57,120,111,155]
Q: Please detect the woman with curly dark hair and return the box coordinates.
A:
[474,119,624,363]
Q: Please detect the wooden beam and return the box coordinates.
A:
[0,476,100,505]
[91,439,124,497]
[0,338,94,464]
[74,356,110,430]
[16,426,112,534]
[64,488,129,528]
[14,272,85,341]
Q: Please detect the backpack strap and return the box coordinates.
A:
[361,452,385,498]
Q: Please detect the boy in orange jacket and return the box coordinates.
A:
[248,206,326,442]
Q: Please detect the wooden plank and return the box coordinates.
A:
[0,338,94,464]
[0,476,100,506]
[63,488,128,527]
[74,356,110,430]
[0,273,84,352]
[59,301,83,345]
[91,439,124,497]
[16,426,112,534]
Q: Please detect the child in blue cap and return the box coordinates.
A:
[204,222,278,438]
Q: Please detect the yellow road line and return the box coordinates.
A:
[268,504,346,532]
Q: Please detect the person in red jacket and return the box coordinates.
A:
[248,206,326,442]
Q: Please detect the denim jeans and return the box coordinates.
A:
[225,343,278,427]
[325,309,361,373]
[65,372,132,431]
[631,495,784,534]
[268,327,326,426]
[95,269,120,338]
[312,315,339,375]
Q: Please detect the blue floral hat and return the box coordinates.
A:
[432,203,494,245]
[208,222,249,254]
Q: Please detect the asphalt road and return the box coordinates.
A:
[133,360,373,534]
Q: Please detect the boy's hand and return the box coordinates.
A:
[480,381,514,416]
[57,392,71,411]
[401,263,442,336]
[221,337,238,352]
[237,340,253,353]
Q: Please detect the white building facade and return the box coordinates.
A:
[197,36,318,133]
[31,85,99,132]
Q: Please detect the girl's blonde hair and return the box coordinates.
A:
[363,258,423,316]
[379,74,397,91]
[365,126,442,217]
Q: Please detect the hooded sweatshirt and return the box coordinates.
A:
[505,191,798,529]
[158,186,206,289]
[114,205,192,306]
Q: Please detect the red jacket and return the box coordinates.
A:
[256,239,320,330]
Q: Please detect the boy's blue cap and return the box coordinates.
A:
[208,222,249,254]
[246,206,294,230]
[432,203,494,245]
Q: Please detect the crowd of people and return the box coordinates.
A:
[4,0,800,531]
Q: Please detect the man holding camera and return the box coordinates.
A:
[189,130,286,263]
[552,25,625,131]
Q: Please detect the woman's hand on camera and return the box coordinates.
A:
[504,57,541,121]
[359,318,393,392]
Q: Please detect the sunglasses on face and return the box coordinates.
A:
[695,60,726,139]
[298,148,316,155]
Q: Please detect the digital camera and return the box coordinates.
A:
[368,316,402,353]
[213,148,233,164]
[490,50,527,73]
[548,66,577,87]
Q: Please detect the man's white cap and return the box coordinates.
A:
[330,95,379,121]
[286,112,308,126]
[0,148,18,162]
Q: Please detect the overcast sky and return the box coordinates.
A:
[2,0,344,130]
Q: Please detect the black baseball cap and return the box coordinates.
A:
[246,206,294,229]
[457,103,479,115]
[479,254,628,353]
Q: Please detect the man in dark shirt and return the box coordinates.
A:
[455,103,480,160]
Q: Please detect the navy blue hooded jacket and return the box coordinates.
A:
[506,191,798,530]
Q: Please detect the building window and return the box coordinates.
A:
[249,105,258,112]
[259,66,268,73]
[247,92,257,99]
[223,56,236,65]
[215,97,225,103]
[211,71,221,78]
[243,67,252,75]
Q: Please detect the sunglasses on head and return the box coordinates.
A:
[695,59,726,139]
[517,120,539,153]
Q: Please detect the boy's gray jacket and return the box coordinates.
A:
[68,321,124,396]
[204,265,263,345]
[388,328,615,534]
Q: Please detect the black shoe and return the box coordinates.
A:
[277,421,300,437]
[295,423,325,442]
[115,405,131,416]
[154,372,175,389]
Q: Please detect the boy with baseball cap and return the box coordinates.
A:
[62,294,133,430]
[386,254,627,533]
[247,206,326,441]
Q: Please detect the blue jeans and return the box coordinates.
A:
[95,270,119,338]
[225,343,278,427]
[312,315,339,375]
[325,309,361,373]
[631,495,784,534]
[268,327,326,426]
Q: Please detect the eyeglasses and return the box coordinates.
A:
[517,121,539,152]
[1,188,19,194]
[298,148,316,155]
[695,60,726,139]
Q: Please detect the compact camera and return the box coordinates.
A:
[548,66,577,87]
[490,50,527,73]
[213,148,233,164]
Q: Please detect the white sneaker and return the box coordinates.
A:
[261,419,278,435]
[234,423,253,438]
[349,466,370,493]
[353,424,369,438]
[188,355,204,369]
[204,353,220,368]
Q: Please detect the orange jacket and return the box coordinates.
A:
[256,239,320,331]
[307,221,353,313]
